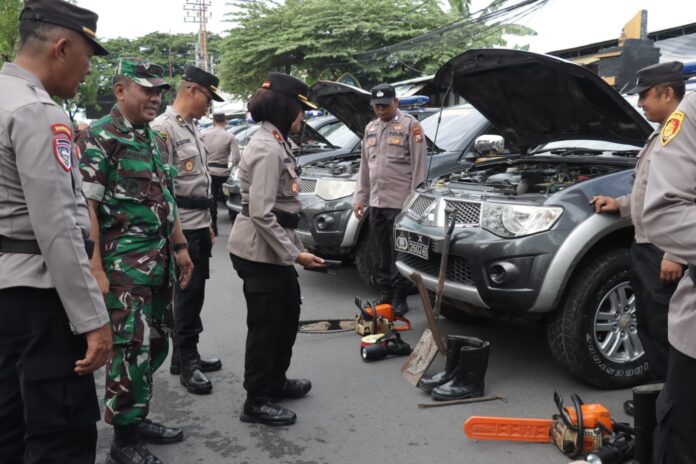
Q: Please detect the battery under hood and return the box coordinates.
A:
[433,49,653,151]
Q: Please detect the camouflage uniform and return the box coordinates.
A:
[78,105,177,426]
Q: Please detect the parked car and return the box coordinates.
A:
[298,81,488,286]
[393,49,653,389]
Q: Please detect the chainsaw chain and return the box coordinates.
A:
[297,319,356,334]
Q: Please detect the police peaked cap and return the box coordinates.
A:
[261,72,317,110]
[20,0,108,56]
[182,66,225,102]
[626,61,685,95]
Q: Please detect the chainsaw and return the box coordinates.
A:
[360,332,412,361]
[354,297,411,336]
[463,391,616,459]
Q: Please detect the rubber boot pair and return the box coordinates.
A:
[417,335,490,401]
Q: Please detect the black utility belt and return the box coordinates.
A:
[0,236,94,259]
[208,162,228,169]
[176,195,214,210]
[241,205,300,230]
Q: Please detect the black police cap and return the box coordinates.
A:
[261,72,317,110]
[182,66,225,102]
[20,0,108,56]
[370,84,396,105]
[626,61,685,95]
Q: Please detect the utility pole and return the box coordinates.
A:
[183,0,212,71]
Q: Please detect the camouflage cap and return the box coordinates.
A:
[116,57,171,89]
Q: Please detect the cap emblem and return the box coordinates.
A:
[376,90,384,97]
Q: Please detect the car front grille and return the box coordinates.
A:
[445,199,481,226]
[300,178,317,194]
[398,252,473,285]
[297,214,311,232]
[408,194,436,217]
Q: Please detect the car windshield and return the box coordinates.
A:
[420,106,484,152]
[317,122,360,149]
[232,125,260,146]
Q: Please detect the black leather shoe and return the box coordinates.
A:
[170,349,222,375]
[373,288,393,306]
[269,378,312,401]
[110,441,163,464]
[180,367,213,394]
[391,298,409,316]
[136,419,184,444]
[240,401,296,426]
[623,399,634,417]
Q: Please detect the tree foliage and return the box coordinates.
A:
[0,0,22,62]
[218,0,535,98]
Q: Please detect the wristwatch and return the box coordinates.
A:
[173,242,188,252]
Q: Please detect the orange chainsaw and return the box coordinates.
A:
[464,391,615,458]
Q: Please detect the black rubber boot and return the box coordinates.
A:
[373,287,393,306]
[136,418,184,444]
[431,338,490,401]
[417,335,473,393]
[391,289,410,316]
[180,349,213,394]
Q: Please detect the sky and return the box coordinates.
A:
[77,0,696,54]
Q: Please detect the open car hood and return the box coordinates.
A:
[290,120,337,149]
[433,49,653,151]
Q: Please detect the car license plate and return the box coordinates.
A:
[395,229,430,260]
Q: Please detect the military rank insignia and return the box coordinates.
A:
[661,111,684,146]
[51,124,73,172]
[412,123,424,143]
[272,130,283,142]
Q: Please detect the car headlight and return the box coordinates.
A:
[315,179,356,201]
[481,202,563,238]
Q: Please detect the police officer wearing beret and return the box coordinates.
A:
[228,73,326,426]
[152,66,224,395]
[353,84,427,315]
[0,1,111,462]
[642,74,696,464]
[591,62,686,413]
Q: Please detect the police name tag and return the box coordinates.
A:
[395,229,430,260]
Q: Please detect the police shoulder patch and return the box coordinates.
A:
[661,111,685,146]
[51,124,73,172]
[412,122,424,143]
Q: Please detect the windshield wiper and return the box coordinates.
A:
[530,147,606,156]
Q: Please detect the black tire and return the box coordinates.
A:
[546,249,648,389]
[354,235,378,289]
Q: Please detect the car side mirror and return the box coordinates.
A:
[474,135,505,157]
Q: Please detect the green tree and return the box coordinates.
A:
[0,0,22,62]
[218,0,535,98]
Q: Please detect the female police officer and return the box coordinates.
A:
[227,73,325,426]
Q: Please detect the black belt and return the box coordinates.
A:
[0,236,94,259]
[208,162,228,169]
[241,205,300,229]
[176,195,214,210]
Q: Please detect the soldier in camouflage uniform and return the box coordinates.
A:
[78,58,194,464]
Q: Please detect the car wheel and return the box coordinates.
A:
[354,235,378,289]
[546,249,648,389]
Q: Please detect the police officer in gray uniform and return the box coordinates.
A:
[591,62,686,395]
[0,1,111,462]
[643,90,696,464]
[353,84,427,315]
[152,66,224,395]
[228,73,326,426]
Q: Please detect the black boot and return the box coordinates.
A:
[431,338,490,401]
[111,425,162,464]
[240,398,297,426]
[136,418,184,444]
[180,349,213,394]
[391,289,410,316]
[171,346,222,375]
[417,335,473,393]
[373,287,393,306]
[269,378,312,402]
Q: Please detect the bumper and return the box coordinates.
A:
[297,195,362,254]
[225,182,242,214]
[394,212,570,315]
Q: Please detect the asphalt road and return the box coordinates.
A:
[96,209,634,464]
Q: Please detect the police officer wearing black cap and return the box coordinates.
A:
[227,72,326,426]
[152,66,225,396]
[591,61,686,411]
[0,0,111,462]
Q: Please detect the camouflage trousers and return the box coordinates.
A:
[104,285,172,426]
